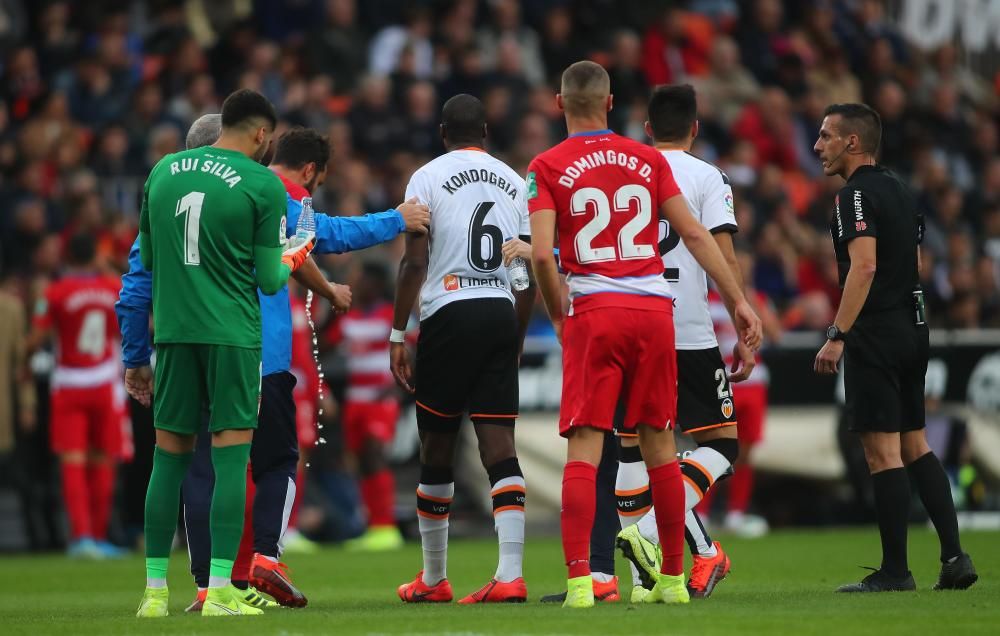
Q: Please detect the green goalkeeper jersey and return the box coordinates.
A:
[139,146,287,348]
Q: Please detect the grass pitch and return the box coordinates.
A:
[1,529,995,635]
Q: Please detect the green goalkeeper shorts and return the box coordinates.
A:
[153,343,261,434]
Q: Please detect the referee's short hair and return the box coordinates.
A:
[221,88,278,132]
[823,103,882,154]
[648,84,697,142]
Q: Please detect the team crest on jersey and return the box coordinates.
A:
[526,172,537,200]
[724,192,734,214]
[721,398,734,419]
[279,215,288,245]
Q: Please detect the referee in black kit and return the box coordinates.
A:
[812,104,977,593]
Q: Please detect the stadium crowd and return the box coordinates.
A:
[0,0,998,551]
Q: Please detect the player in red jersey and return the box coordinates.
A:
[528,62,762,608]
[30,234,125,559]
[328,262,405,552]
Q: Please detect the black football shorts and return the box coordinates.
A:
[414,298,519,432]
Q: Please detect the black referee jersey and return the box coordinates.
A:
[829,164,929,433]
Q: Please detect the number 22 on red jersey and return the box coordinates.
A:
[526,132,681,282]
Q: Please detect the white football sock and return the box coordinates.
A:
[417,482,454,586]
[208,576,230,589]
[491,476,526,582]
[616,458,650,588]
[638,446,732,545]
[686,509,717,557]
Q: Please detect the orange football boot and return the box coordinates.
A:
[594,576,620,602]
[249,554,308,608]
[185,589,207,613]
[458,578,527,604]
[687,541,731,599]
[398,571,454,603]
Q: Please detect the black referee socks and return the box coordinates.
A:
[908,452,963,562]
[871,467,911,578]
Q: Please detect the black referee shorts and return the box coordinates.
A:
[844,311,929,434]
[415,298,519,433]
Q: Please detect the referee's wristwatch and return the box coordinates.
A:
[825,324,847,342]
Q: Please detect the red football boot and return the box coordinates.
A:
[687,542,731,599]
[184,589,207,613]
[458,578,527,604]
[593,576,620,602]
[398,571,454,603]
[249,553,308,608]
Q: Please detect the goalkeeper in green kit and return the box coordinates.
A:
[136,89,313,618]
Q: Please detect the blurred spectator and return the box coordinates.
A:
[918,44,996,111]
[478,0,545,86]
[731,87,798,171]
[693,36,760,129]
[809,49,861,106]
[641,7,713,86]
[399,81,439,158]
[607,30,647,135]
[306,0,368,95]
[540,6,584,87]
[736,0,789,85]
[368,5,433,79]
[347,74,403,166]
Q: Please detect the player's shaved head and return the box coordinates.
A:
[560,61,611,117]
[185,113,222,149]
[440,93,486,149]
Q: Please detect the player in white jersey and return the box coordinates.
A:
[390,94,535,604]
[615,85,756,600]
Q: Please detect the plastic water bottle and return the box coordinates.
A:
[297,196,316,240]
[505,237,529,291]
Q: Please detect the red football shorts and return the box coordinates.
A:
[50,383,122,457]
[342,400,400,452]
[733,382,768,445]
[559,305,677,437]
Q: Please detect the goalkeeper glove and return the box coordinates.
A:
[282,235,315,273]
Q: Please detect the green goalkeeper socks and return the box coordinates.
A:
[210,443,252,579]
[144,446,194,567]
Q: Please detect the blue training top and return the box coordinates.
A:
[116,194,404,375]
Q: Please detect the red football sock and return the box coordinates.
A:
[288,462,307,530]
[561,461,597,579]
[87,463,115,541]
[728,464,754,514]
[61,462,92,540]
[647,461,685,576]
[232,465,255,583]
[361,469,396,528]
